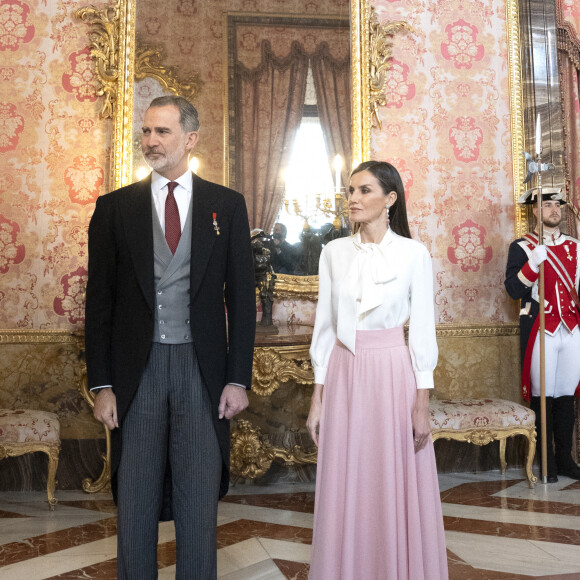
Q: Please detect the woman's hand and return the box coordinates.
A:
[412,389,431,452]
[307,383,324,446]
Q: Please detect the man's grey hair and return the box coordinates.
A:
[148,95,200,132]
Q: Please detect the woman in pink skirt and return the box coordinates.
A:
[307,161,448,580]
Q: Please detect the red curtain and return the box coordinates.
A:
[235,41,309,232]
[310,43,352,191]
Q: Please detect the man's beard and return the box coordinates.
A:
[143,147,185,174]
[543,215,561,228]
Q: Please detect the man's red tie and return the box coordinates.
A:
[165,181,181,254]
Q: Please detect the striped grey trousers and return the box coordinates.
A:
[117,342,222,580]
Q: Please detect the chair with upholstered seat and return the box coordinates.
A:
[429,398,537,488]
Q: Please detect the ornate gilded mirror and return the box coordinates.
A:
[77,0,381,300]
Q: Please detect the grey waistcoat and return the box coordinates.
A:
[152,196,193,344]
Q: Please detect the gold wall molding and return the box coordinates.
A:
[135,44,203,103]
[368,8,411,130]
[0,324,518,345]
[0,330,83,344]
[506,0,527,238]
[434,323,519,338]
[77,0,135,189]
[273,274,319,300]
[350,0,368,163]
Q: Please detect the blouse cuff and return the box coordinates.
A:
[414,371,434,389]
[314,366,327,385]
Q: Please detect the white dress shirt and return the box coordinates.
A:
[309,228,438,388]
[151,169,193,231]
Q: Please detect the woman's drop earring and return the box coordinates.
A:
[386,205,390,223]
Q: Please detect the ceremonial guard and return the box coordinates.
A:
[505,187,580,482]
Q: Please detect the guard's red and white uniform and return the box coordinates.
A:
[516,232,580,398]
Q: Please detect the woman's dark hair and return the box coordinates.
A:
[350,160,412,239]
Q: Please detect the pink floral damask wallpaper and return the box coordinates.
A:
[560,1,580,60]
[0,0,110,438]
[372,0,516,325]
[0,0,110,331]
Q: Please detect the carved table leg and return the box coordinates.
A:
[78,369,112,493]
[525,428,538,489]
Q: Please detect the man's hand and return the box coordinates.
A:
[218,384,249,420]
[93,388,119,430]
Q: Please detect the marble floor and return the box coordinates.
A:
[2,470,580,579]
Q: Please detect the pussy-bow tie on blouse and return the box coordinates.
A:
[337,232,397,354]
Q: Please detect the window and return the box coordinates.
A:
[279,117,335,244]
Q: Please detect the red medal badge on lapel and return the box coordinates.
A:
[213,212,220,235]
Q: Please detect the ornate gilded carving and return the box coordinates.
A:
[78,369,112,493]
[135,44,203,103]
[230,419,274,479]
[230,419,317,480]
[252,346,313,396]
[464,429,498,446]
[432,426,537,488]
[368,8,411,130]
[76,2,122,119]
[77,0,135,189]
[0,442,60,508]
[273,274,319,301]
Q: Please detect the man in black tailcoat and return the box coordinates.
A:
[85,96,255,578]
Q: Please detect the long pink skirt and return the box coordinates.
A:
[309,328,448,580]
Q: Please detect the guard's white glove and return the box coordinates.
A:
[529,245,547,272]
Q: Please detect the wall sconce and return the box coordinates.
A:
[333,154,343,193]
[136,166,150,181]
[189,156,199,173]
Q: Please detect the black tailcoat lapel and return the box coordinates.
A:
[190,173,219,301]
[119,177,155,313]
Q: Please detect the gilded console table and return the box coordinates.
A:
[79,325,318,491]
[230,325,318,481]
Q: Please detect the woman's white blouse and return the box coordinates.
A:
[309,229,438,388]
